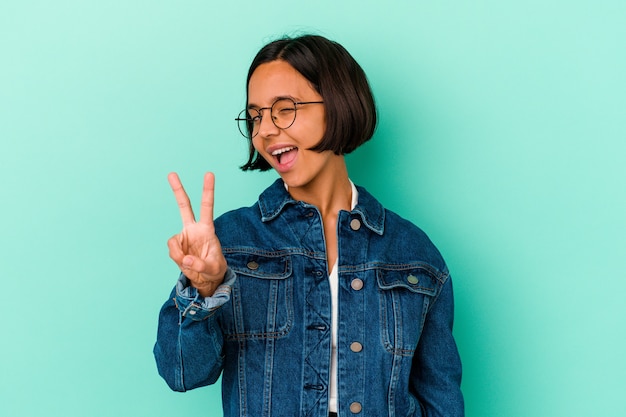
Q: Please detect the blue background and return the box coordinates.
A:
[1,1,625,416]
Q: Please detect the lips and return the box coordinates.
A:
[271,146,298,171]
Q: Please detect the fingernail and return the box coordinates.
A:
[182,256,193,267]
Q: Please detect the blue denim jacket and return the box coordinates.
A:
[154,179,464,417]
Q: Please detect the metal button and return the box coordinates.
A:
[349,402,362,413]
[350,342,363,352]
[188,310,196,315]
[350,278,364,291]
[407,274,419,284]
[247,261,259,270]
[350,219,361,231]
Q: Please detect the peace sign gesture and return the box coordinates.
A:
[167,172,228,297]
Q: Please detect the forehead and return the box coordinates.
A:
[247,60,319,106]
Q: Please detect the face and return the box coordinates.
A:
[248,60,344,190]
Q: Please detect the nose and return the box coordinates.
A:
[257,112,279,138]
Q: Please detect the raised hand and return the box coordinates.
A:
[167,172,228,297]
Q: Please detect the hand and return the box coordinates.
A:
[167,172,228,297]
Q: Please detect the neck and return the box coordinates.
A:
[286,160,352,219]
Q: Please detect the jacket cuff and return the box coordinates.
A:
[174,268,236,320]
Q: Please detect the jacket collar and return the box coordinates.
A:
[258,179,385,235]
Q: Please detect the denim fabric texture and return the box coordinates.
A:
[154,179,464,417]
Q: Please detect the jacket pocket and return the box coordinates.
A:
[377,266,441,356]
[222,252,293,340]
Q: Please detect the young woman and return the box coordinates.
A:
[154,34,464,417]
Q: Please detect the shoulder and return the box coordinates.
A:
[357,185,448,273]
[213,180,280,237]
[214,203,262,244]
[384,208,446,267]
[383,208,433,244]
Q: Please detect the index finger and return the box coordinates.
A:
[168,172,196,225]
[198,172,215,226]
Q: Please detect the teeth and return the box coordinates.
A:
[271,146,296,156]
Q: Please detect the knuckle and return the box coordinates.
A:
[167,235,180,248]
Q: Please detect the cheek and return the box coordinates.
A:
[296,115,326,143]
[252,137,263,153]
[311,112,327,139]
[318,109,327,131]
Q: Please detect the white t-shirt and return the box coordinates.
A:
[329,181,358,413]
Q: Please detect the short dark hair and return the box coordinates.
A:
[240,34,377,171]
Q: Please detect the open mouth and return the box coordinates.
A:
[272,146,298,165]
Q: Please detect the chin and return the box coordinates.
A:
[279,174,309,190]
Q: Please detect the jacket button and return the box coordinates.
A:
[350,342,363,352]
[407,274,419,284]
[247,261,259,270]
[350,278,364,291]
[350,219,361,231]
[349,402,362,413]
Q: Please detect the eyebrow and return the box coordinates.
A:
[247,95,297,109]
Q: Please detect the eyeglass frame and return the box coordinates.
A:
[235,98,324,139]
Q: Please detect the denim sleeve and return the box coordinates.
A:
[153,269,236,392]
[411,274,465,416]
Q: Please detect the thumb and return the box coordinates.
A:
[182,255,205,272]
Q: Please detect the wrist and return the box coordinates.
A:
[194,276,225,298]
[196,283,218,298]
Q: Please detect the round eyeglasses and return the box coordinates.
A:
[235,98,324,139]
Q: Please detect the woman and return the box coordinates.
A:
[154,34,464,417]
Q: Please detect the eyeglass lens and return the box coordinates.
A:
[237,98,298,139]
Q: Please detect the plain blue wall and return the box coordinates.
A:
[1,1,625,416]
